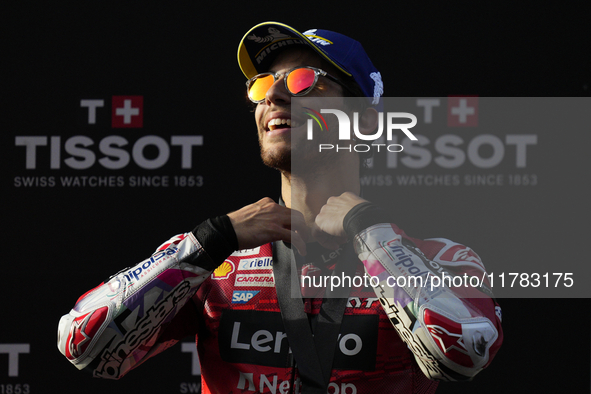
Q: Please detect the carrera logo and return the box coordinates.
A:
[212,261,235,280]
[232,290,260,304]
[219,310,378,370]
[237,257,272,271]
[235,273,275,287]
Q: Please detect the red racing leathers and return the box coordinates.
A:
[58,215,503,394]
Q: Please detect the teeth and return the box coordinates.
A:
[267,118,298,130]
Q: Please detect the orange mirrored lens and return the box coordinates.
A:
[249,74,274,102]
[286,68,316,94]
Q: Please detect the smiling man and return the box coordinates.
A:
[58,22,503,394]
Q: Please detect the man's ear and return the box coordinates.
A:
[355,107,379,136]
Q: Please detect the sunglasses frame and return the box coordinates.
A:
[246,66,352,103]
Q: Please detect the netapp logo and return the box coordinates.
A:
[237,372,358,394]
[218,310,378,370]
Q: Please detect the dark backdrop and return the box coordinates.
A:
[3,2,590,393]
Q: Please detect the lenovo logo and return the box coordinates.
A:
[219,310,377,370]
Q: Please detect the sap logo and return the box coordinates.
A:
[232,291,260,304]
[238,257,272,271]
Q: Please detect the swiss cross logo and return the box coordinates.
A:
[447,96,478,127]
[112,95,143,128]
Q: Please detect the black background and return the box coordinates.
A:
[3,2,590,393]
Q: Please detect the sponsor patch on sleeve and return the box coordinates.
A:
[235,273,275,287]
[232,290,260,304]
[237,257,273,271]
[231,247,261,257]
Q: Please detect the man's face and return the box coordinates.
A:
[254,47,345,173]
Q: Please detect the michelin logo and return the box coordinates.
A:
[232,291,260,304]
[247,27,290,44]
[238,257,272,271]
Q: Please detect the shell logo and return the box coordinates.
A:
[212,260,235,280]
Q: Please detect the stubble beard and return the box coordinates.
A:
[260,141,292,173]
[259,132,341,178]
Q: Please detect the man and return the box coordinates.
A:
[58,22,503,394]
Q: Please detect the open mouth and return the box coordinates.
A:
[267,118,302,131]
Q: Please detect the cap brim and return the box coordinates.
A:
[237,21,351,79]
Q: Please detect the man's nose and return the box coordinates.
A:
[264,75,291,105]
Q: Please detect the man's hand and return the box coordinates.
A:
[228,198,309,256]
[313,192,369,250]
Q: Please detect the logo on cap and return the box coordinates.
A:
[302,29,333,46]
[247,27,291,44]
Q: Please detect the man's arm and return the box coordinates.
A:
[57,229,219,379]
[57,200,303,379]
[315,192,503,381]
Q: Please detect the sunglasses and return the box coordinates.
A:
[246,66,351,103]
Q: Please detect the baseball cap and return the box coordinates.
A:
[237,22,383,105]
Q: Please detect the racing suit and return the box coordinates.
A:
[57,202,503,394]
